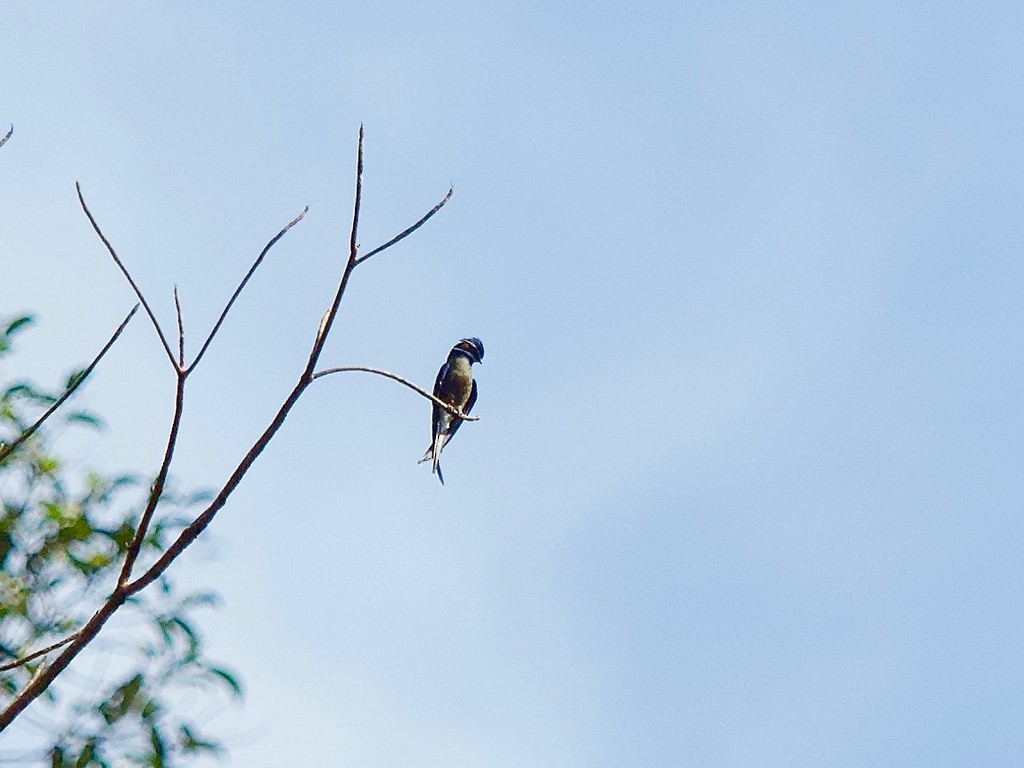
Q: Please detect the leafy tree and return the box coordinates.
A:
[0,315,239,766]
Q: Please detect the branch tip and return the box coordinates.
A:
[77,183,177,367]
[173,286,185,367]
[186,206,309,374]
[354,185,454,266]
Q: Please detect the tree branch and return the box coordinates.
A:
[354,186,453,267]
[0,305,139,464]
[116,372,186,587]
[311,366,479,421]
[76,183,178,369]
[0,634,79,673]
[174,286,185,367]
[304,125,364,370]
[186,206,309,375]
[0,124,12,149]
[0,590,126,731]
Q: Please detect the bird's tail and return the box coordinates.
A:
[419,434,447,485]
[431,430,446,485]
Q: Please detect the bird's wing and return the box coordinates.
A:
[445,378,477,444]
[429,361,451,441]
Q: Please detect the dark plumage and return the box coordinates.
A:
[418,338,484,484]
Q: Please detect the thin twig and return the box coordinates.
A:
[349,125,364,263]
[76,183,177,367]
[311,366,479,421]
[174,286,185,367]
[186,206,309,375]
[305,125,364,368]
[0,124,12,149]
[0,634,79,673]
[0,305,139,464]
[354,186,453,266]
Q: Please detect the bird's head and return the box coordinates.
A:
[453,337,485,364]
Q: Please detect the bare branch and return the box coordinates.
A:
[0,634,79,673]
[174,286,185,367]
[186,206,309,375]
[116,373,186,587]
[0,124,11,149]
[76,183,177,367]
[126,378,309,598]
[314,310,331,348]
[311,366,479,421]
[354,186,454,267]
[0,305,139,464]
[302,126,365,374]
[349,125,364,263]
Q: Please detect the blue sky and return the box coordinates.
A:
[3,2,1024,765]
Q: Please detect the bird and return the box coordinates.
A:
[418,337,484,484]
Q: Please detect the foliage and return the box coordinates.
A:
[0,316,240,767]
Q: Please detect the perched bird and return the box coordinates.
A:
[419,337,484,484]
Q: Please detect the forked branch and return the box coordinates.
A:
[0,634,78,673]
[77,184,177,368]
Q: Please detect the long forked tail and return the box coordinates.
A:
[431,431,446,485]
[419,436,447,485]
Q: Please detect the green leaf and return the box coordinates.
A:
[156,617,174,649]
[183,489,215,506]
[4,383,36,399]
[180,591,221,609]
[64,411,105,429]
[111,521,136,551]
[73,740,95,768]
[170,616,200,658]
[99,673,143,724]
[141,696,161,719]
[37,456,60,473]
[78,551,112,571]
[57,515,95,544]
[149,725,166,767]
[5,315,34,337]
[65,369,88,390]
[179,724,221,754]
[207,666,243,698]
